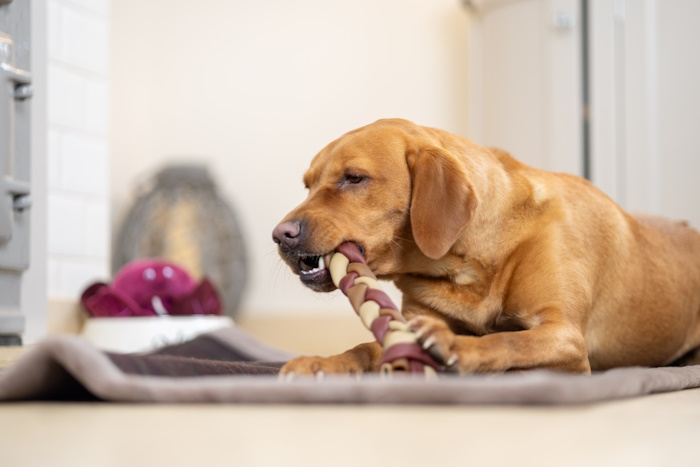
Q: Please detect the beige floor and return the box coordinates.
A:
[0,346,24,368]
[1,390,699,467]
[2,317,700,467]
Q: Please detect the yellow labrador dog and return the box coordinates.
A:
[272,119,700,376]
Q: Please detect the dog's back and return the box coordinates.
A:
[528,164,700,368]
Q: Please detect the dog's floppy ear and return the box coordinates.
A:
[409,147,478,260]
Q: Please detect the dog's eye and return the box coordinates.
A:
[343,174,365,185]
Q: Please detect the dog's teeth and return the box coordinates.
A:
[300,255,328,276]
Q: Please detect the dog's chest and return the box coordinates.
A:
[397,274,510,335]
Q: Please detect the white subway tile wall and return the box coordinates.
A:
[60,8,109,74]
[48,194,86,256]
[47,0,111,299]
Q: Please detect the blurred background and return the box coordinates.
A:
[2,0,699,347]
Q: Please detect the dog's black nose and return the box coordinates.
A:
[272,220,302,251]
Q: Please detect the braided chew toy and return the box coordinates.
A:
[329,242,440,377]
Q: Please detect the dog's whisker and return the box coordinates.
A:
[268,257,291,292]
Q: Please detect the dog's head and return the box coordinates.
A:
[272,119,479,292]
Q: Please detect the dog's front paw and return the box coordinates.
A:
[407,316,461,372]
[279,355,365,379]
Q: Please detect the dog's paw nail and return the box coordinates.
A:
[427,345,445,363]
[279,372,296,382]
[413,328,425,339]
[446,354,458,366]
[422,336,436,350]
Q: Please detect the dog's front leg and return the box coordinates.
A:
[408,315,591,374]
[279,341,383,377]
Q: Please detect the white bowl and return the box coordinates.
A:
[81,315,234,353]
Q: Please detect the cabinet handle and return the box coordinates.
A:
[1,62,32,91]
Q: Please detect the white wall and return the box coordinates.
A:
[111,0,470,316]
[46,0,111,300]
